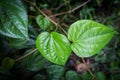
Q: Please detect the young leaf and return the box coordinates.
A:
[47,65,65,80]
[65,71,81,80]
[36,32,71,65]
[0,0,29,48]
[36,15,51,30]
[68,20,115,57]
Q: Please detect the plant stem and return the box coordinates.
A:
[34,5,67,35]
[15,48,37,62]
[50,0,92,17]
[23,1,95,79]
[81,58,96,80]
[24,0,67,35]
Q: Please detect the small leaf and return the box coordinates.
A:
[68,20,115,57]
[65,71,81,80]
[47,65,65,80]
[36,15,51,30]
[36,32,71,65]
[1,57,14,73]
[0,0,29,48]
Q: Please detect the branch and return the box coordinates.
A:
[28,15,36,18]
[24,0,67,35]
[23,1,95,79]
[34,5,67,35]
[50,0,92,17]
[15,48,37,62]
[51,3,65,10]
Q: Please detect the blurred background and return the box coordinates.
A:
[0,0,120,80]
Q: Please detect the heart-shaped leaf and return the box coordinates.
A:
[0,0,28,48]
[68,20,115,57]
[36,15,51,31]
[36,32,71,65]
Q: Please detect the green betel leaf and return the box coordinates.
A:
[0,0,28,48]
[68,20,115,57]
[36,32,71,65]
[36,15,51,30]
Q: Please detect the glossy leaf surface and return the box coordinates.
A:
[0,0,28,48]
[36,32,71,65]
[68,20,115,57]
[36,15,51,30]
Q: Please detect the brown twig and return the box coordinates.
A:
[50,0,92,17]
[81,58,96,80]
[24,0,35,5]
[28,15,36,18]
[24,0,67,35]
[34,5,67,35]
[51,3,66,10]
[15,48,37,62]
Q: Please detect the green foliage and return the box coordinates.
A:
[0,0,28,48]
[68,20,115,57]
[96,0,103,6]
[36,32,71,65]
[0,0,119,80]
[20,49,48,71]
[47,65,65,80]
[36,15,52,31]
[1,57,14,73]
[95,72,106,80]
[82,72,93,80]
[65,71,81,80]
[79,6,95,19]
